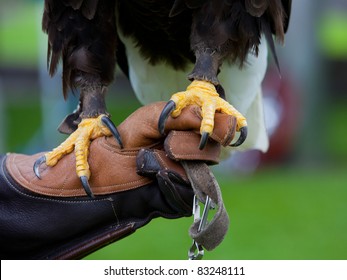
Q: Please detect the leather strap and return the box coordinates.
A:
[182,161,229,251]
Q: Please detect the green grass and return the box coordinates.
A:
[324,104,347,161]
[4,98,42,152]
[86,166,347,260]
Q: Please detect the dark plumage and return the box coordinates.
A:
[43,1,117,96]
[43,0,291,101]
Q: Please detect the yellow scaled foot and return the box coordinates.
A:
[170,80,247,134]
[34,115,122,198]
[159,80,247,149]
[46,115,113,178]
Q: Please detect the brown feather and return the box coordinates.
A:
[245,0,269,17]
[190,0,289,66]
[62,0,84,10]
[43,0,117,99]
[170,0,187,17]
[80,0,99,20]
[170,0,207,17]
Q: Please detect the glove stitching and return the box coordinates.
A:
[110,199,120,225]
[8,153,151,196]
[1,156,111,204]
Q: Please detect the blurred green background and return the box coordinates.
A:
[0,1,347,260]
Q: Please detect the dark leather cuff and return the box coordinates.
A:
[0,154,193,260]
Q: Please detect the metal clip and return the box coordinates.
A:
[188,195,212,260]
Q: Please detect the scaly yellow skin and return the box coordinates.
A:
[44,80,245,180]
[45,115,112,179]
[170,80,247,134]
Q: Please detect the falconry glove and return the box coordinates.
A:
[0,102,237,259]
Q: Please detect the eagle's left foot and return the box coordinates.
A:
[159,80,248,149]
[33,115,123,198]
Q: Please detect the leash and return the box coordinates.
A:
[181,161,230,260]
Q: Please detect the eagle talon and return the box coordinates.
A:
[80,176,95,199]
[230,126,248,147]
[32,115,120,196]
[33,155,46,179]
[158,100,176,135]
[199,132,210,150]
[101,116,124,148]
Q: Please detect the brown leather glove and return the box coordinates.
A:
[0,102,236,259]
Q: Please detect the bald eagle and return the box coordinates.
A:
[34,0,292,197]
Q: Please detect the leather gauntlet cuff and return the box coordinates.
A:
[0,154,193,260]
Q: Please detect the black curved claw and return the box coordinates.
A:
[158,100,176,135]
[230,126,248,147]
[80,176,95,199]
[199,132,210,150]
[101,116,124,149]
[33,155,46,179]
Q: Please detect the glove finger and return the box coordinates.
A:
[115,102,237,148]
